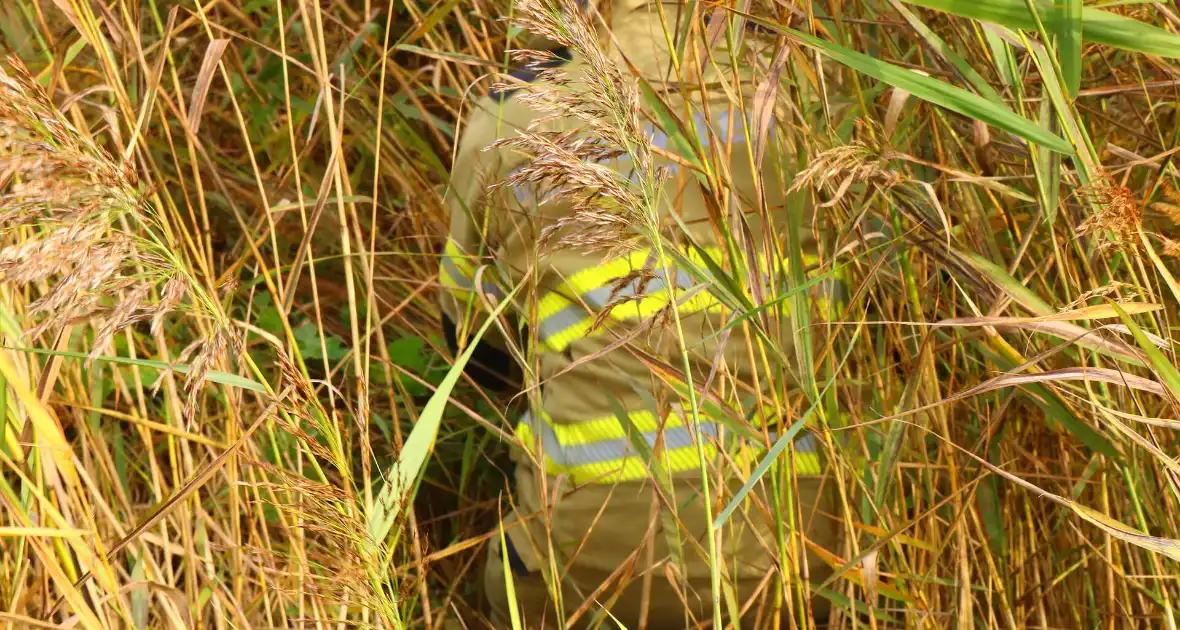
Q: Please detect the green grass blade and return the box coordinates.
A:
[978,468,1008,555]
[1140,229,1180,308]
[982,24,1018,88]
[499,526,524,630]
[637,77,712,182]
[712,327,861,529]
[368,281,521,544]
[8,347,266,393]
[744,14,1074,154]
[1056,0,1083,97]
[959,251,1054,316]
[787,190,817,401]
[1020,29,1099,177]
[1032,96,1062,225]
[886,0,1006,105]
[903,0,1180,59]
[813,587,903,624]
[712,415,810,529]
[1108,301,1180,400]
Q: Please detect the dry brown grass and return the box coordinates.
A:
[2,0,1180,628]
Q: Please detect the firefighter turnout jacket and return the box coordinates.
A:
[438,0,841,603]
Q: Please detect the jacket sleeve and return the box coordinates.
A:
[438,101,518,392]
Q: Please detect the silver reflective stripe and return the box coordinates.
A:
[519,411,720,468]
[443,255,505,299]
[518,412,568,466]
[760,430,815,451]
[519,411,814,469]
[538,303,587,343]
[582,266,674,309]
[580,285,615,310]
[691,111,749,148]
[508,167,535,204]
[794,432,818,453]
[537,253,710,346]
[481,281,505,300]
[514,183,532,203]
[539,280,644,344]
[816,276,846,308]
[650,129,669,150]
[442,255,472,290]
[538,273,661,345]
[556,422,719,466]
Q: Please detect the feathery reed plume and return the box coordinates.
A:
[0,57,224,424]
[489,0,663,256]
[792,120,901,206]
[1076,180,1142,245]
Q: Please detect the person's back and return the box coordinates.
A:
[440,1,840,626]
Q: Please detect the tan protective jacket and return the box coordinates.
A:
[440,0,833,579]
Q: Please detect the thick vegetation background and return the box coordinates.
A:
[2,0,1180,628]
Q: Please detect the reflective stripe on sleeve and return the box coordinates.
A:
[440,239,504,299]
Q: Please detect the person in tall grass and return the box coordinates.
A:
[439,0,843,626]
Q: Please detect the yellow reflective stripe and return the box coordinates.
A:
[542,317,594,353]
[537,293,572,323]
[529,245,841,352]
[540,245,728,323]
[676,288,726,314]
[517,414,822,484]
[689,245,789,276]
[599,285,724,320]
[441,239,478,294]
[538,249,651,321]
[537,408,674,445]
[800,253,850,314]
[444,240,477,274]
[683,245,724,269]
[536,246,730,352]
[539,290,724,352]
[562,448,822,484]
[565,447,822,484]
[794,452,822,475]
[441,239,510,302]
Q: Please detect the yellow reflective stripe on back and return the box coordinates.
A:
[535,246,730,352]
[537,293,573,324]
[539,408,671,445]
[538,294,725,352]
[538,249,652,321]
[535,405,787,447]
[560,447,822,484]
[516,410,822,484]
[598,285,724,320]
[528,244,841,352]
[541,317,594,353]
